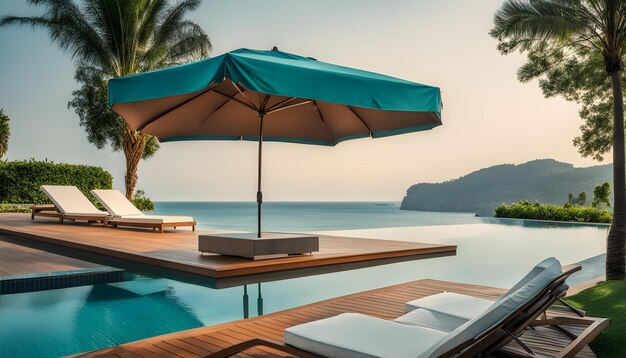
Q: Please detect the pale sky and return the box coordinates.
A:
[0,0,601,201]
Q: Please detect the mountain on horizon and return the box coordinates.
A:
[400,159,612,216]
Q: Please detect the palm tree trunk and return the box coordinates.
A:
[606,68,626,280]
[122,129,147,200]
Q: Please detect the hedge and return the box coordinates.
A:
[0,203,32,213]
[0,160,112,206]
[494,200,612,223]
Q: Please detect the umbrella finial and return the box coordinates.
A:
[271,46,279,51]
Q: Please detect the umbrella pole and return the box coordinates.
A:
[256,111,265,238]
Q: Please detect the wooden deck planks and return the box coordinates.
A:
[72,279,596,358]
[0,213,456,281]
[0,236,103,277]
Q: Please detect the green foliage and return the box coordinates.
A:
[0,0,211,196]
[515,38,622,161]
[494,200,611,223]
[567,192,587,206]
[490,1,626,161]
[592,182,611,209]
[0,160,112,205]
[0,109,10,159]
[0,204,32,213]
[132,189,154,212]
[565,280,626,358]
[68,68,160,160]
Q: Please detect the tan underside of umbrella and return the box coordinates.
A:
[113,80,440,145]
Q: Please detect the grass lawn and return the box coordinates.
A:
[565,280,626,358]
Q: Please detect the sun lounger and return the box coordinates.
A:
[206,258,609,358]
[32,185,109,226]
[399,257,562,328]
[91,189,195,233]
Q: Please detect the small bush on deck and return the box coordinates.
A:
[0,159,112,206]
[494,200,611,223]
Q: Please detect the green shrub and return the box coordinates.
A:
[494,200,612,223]
[0,203,32,213]
[0,159,112,206]
[132,189,154,211]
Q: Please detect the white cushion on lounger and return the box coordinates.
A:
[112,215,194,224]
[404,257,562,321]
[92,189,194,224]
[91,189,143,216]
[63,212,109,217]
[424,258,563,357]
[497,257,563,300]
[41,185,107,215]
[395,308,468,332]
[405,292,493,319]
[285,313,447,358]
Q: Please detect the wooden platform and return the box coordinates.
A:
[72,279,596,358]
[0,235,103,276]
[0,213,456,286]
[0,235,124,294]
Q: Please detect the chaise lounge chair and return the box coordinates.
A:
[91,189,196,233]
[32,185,109,226]
[207,258,609,358]
[397,257,581,330]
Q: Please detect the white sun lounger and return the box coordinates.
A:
[209,259,607,358]
[395,258,562,332]
[91,189,195,233]
[33,185,110,225]
[214,258,567,358]
[397,257,561,330]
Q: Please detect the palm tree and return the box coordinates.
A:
[491,0,626,279]
[0,109,10,159]
[1,0,211,198]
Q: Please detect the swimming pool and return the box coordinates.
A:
[0,216,608,357]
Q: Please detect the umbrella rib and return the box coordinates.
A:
[137,86,213,132]
[266,100,312,115]
[313,100,340,145]
[198,94,233,125]
[346,106,373,136]
[266,97,298,112]
[231,82,259,111]
[312,100,325,123]
[212,89,259,112]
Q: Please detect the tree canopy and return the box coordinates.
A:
[1,0,212,197]
[593,182,612,209]
[491,0,626,280]
[513,42,623,161]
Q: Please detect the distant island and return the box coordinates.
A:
[400,159,612,216]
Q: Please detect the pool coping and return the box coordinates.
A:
[0,267,125,295]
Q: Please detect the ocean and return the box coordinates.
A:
[153,201,501,232]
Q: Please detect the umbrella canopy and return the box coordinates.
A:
[108,48,443,236]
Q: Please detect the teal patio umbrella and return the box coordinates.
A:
[108,48,442,237]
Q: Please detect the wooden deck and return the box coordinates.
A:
[0,213,456,285]
[73,279,596,358]
[0,235,124,294]
[0,235,103,276]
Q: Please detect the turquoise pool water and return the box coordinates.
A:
[0,203,609,357]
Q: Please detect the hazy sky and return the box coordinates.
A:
[0,0,601,201]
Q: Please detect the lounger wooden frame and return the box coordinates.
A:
[206,265,609,358]
[109,219,196,233]
[31,204,109,226]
